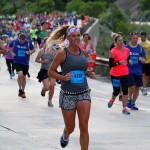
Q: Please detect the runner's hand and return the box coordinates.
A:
[119,60,127,65]
[26,51,31,55]
[139,57,145,63]
[87,71,96,79]
[12,53,16,57]
[43,59,49,64]
[64,72,72,81]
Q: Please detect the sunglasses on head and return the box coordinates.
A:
[130,32,138,36]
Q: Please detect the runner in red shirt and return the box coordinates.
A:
[108,35,131,115]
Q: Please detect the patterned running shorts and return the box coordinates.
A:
[59,90,91,110]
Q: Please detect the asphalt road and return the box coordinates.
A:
[0,50,150,150]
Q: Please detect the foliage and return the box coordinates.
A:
[0,0,116,15]
[96,31,112,57]
[134,10,150,21]
[82,0,116,3]
[25,0,55,13]
[97,22,150,58]
[0,0,67,14]
[0,3,16,14]
[66,0,84,13]
[79,1,106,17]
[66,0,106,17]
[139,0,150,10]
[0,0,26,14]
[38,0,55,13]
[54,0,66,11]
[99,4,129,32]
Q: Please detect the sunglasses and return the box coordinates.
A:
[130,32,138,36]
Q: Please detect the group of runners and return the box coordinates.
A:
[108,31,150,115]
[1,12,150,150]
[0,11,95,150]
[0,12,82,102]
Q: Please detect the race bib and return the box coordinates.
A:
[71,70,85,83]
[7,51,12,56]
[18,50,26,57]
[131,56,138,64]
[112,79,120,87]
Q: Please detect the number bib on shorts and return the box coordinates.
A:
[131,56,138,64]
[18,50,26,57]
[71,70,85,83]
[112,79,120,87]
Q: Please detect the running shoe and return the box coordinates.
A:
[12,72,15,77]
[131,104,138,110]
[108,99,115,108]
[142,88,147,96]
[60,135,69,148]
[119,94,122,101]
[48,101,54,107]
[21,91,26,98]
[18,89,23,97]
[127,99,132,108]
[41,88,46,97]
[27,72,30,78]
[88,88,91,92]
[122,107,130,115]
[10,74,13,79]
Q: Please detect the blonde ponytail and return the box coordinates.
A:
[45,26,69,50]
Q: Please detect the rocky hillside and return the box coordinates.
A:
[115,0,139,19]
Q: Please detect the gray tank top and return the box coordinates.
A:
[60,47,89,92]
[41,47,54,70]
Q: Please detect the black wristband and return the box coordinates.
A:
[116,62,120,65]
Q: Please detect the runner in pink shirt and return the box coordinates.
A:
[107,35,131,115]
[5,38,15,79]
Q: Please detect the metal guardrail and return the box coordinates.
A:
[96,56,109,67]
[80,19,109,68]
[79,18,96,35]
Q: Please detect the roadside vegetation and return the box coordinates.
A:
[0,0,113,16]
[97,1,150,57]
[0,0,150,57]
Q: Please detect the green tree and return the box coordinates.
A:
[0,0,31,14]
[54,0,72,11]
[66,0,84,13]
[99,4,129,32]
[66,0,106,17]
[0,0,115,15]
[38,0,55,13]
[139,0,150,10]
[1,3,15,14]
[79,1,106,17]
[82,0,116,2]
[26,0,55,13]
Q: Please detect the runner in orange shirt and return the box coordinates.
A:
[108,35,131,115]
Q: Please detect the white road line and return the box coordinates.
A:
[92,95,150,112]
[30,77,150,112]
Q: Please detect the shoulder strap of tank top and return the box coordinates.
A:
[79,46,87,57]
[43,46,46,53]
[64,47,68,52]
[60,47,68,65]
[63,47,68,56]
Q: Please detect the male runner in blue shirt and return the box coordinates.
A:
[9,33,35,98]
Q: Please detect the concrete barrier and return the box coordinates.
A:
[81,18,100,48]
